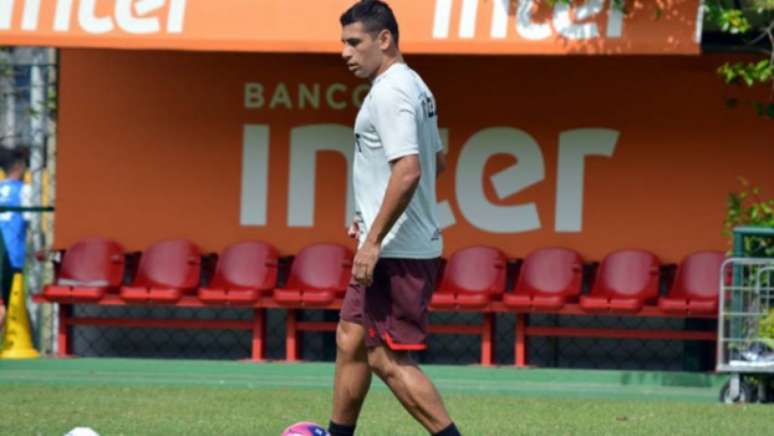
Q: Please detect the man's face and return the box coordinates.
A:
[341,22,384,80]
[11,161,26,177]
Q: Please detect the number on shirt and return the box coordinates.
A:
[421,94,437,119]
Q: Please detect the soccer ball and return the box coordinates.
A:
[281,421,330,436]
[64,428,100,436]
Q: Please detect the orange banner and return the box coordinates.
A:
[0,0,702,54]
[54,49,772,263]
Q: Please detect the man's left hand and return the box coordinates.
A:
[352,240,380,287]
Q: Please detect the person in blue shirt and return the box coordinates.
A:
[0,148,30,329]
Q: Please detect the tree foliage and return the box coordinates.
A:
[543,1,774,117]
[725,178,774,256]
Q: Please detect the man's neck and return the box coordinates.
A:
[371,54,404,82]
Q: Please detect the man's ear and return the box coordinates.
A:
[378,29,392,50]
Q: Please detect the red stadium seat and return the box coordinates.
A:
[430,246,507,309]
[120,239,201,304]
[427,246,506,366]
[198,241,279,305]
[43,237,125,303]
[273,243,353,307]
[275,243,352,362]
[658,251,724,315]
[503,247,583,311]
[580,249,660,314]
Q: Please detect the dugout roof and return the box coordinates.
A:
[0,0,703,55]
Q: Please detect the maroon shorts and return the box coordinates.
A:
[340,257,440,350]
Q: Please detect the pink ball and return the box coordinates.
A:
[280,422,330,436]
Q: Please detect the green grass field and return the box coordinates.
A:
[1,358,773,435]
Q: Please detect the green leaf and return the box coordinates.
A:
[717,63,738,84]
[729,193,742,210]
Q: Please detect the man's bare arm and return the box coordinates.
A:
[365,154,421,246]
[352,154,421,286]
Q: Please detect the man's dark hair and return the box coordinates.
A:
[0,147,29,174]
[340,1,400,46]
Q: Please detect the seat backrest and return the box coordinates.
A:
[437,246,507,295]
[592,249,660,299]
[670,250,725,300]
[58,237,125,287]
[515,247,582,296]
[285,243,353,291]
[132,239,201,289]
[209,241,279,291]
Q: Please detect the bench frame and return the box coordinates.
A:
[39,295,716,367]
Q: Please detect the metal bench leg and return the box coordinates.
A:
[251,308,265,361]
[57,304,72,357]
[515,313,527,367]
[286,309,299,362]
[481,313,494,366]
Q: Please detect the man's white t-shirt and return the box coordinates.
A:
[353,62,443,259]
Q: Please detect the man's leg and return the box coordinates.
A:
[367,345,458,435]
[330,320,372,434]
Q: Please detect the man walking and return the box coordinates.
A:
[0,148,30,331]
[329,2,460,435]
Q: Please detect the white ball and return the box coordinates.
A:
[64,427,100,436]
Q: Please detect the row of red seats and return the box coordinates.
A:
[42,237,724,316]
[436,245,723,316]
[44,238,348,307]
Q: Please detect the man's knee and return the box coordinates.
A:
[336,320,366,358]
[367,346,412,380]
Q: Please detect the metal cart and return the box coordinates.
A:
[717,253,774,401]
